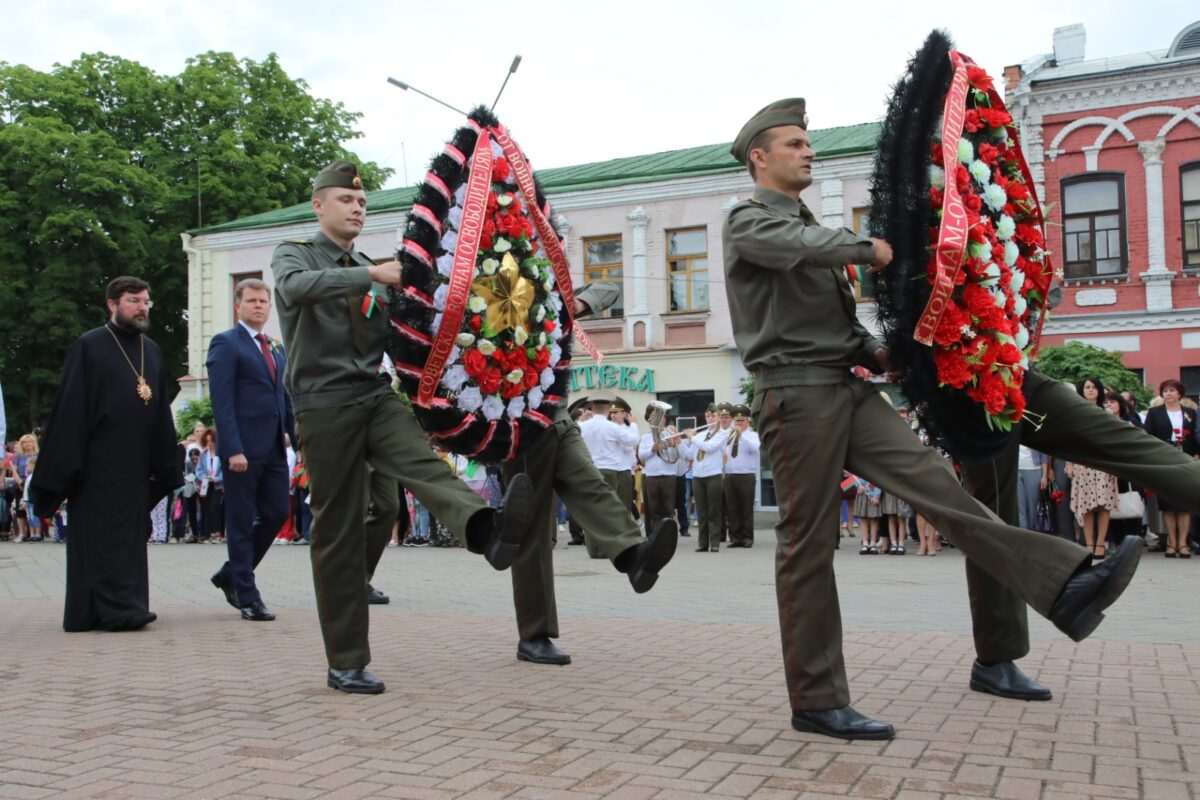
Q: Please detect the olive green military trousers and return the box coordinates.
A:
[365,469,400,582]
[502,419,643,641]
[693,475,724,551]
[961,370,1200,664]
[754,377,1089,711]
[299,391,489,669]
[585,468,634,559]
[642,475,677,539]
[724,473,756,546]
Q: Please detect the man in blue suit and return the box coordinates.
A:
[207,278,296,621]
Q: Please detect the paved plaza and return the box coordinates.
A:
[1,530,1198,799]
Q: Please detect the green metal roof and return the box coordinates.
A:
[191,121,881,235]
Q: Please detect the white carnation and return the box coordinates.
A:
[513,326,528,345]
[929,164,946,189]
[446,206,463,229]
[440,230,458,253]
[539,367,555,389]
[447,345,461,364]
[494,237,512,253]
[490,139,505,158]
[1003,241,1020,266]
[549,293,563,313]
[969,159,991,185]
[506,396,526,419]
[1013,295,1028,316]
[441,365,469,392]
[549,344,562,367]
[436,253,454,277]
[455,333,476,347]
[453,184,467,205]
[497,193,513,207]
[482,394,505,421]
[432,312,443,331]
[433,284,448,311]
[550,321,563,341]
[457,386,483,413]
[969,242,991,261]
[467,296,488,314]
[980,263,1001,288]
[504,369,524,384]
[1009,268,1026,293]
[991,287,1006,307]
[995,215,1016,241]
[527,387,544,409]
[477,339,497,356]
[534,304,546,322]
[984,183,1008,212]
[956,137,974,164]
[481,258,499,275]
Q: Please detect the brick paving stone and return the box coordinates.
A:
[3,540,1200,798]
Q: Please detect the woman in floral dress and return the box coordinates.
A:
[1067,377,1119,559]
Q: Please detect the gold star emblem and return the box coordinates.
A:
[471,253,535,333]
[352,176,362,189]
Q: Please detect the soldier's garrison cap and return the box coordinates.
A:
[612,396,632,414]
[314,161,363,191]
[730,98,808,164]
[732,405,751,420]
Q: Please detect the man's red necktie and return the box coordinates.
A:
[256,333,277,382]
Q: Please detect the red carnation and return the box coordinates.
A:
[469,315,481,332]
[500,378,524,400]
[531,348,551,372]
[967,370,1009,415]
[486,193,499,213]
[542,319,556,333]
[997,343,1022,366]
[934,347,973,388]
[931,141,944,163]
[955,165,971,193]
[963,109,983,133]
[977,142,1000,166]
[967,65,995,93]
[479,367,502,395]
[930,186,944,208]
[977,107,1012,129]
[1005,180,1031,201]
[962,192,982,213]
[492,157,511,183]
[463,348,488,378]
[522,368,540,390]
[933,302,969,346]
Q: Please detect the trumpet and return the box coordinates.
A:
[649,422,716,436]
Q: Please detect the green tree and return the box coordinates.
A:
[175,396,213,435]
[1034,342,1153,408]
[0,51,392,431]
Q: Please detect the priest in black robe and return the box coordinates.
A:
[29,276,181,632]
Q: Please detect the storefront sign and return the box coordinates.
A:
[569,364,655,393]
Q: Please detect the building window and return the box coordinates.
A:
[1061,174,1126,279]
[852,207,877,301]
[1181,367,1200,402]
[583,235,624,318]
[1183,163,1200,270]
[667,227,708,312]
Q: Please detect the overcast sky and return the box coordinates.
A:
[3,1,1195,189]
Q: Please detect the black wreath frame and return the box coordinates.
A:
[387,105,574,464]
[869,29,1018,462]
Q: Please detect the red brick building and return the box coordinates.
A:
[1006,21,1200,392]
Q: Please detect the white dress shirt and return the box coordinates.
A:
[638,432,693,477]
[580,416,641,471]
[723,429,760,475]
[690,425,730,478]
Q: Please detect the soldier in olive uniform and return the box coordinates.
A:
[723,99,1142,740]
[271,161,534,695]
[501,284,678,667]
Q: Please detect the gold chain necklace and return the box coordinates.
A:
[106,324,152,405]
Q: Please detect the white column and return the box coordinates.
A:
[626,207,648,314]
[1138,138,1173,312]
[820,178,844,228]
[625,207,651,347]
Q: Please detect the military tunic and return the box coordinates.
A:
[272,230,491,670]
[724,186,1089,711]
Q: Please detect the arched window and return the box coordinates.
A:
[1182,162,1200,270]
[1061,174,1127,279]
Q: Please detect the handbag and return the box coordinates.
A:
[1033,488,1057,534]
[1110,489,1145,520]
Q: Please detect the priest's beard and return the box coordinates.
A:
[113,309,150,333]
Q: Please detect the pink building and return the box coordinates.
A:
[1006,21,1200,391]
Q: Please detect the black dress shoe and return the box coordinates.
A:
[327,667,385,694]
[483,474,533,570]
[791,706,895,740]
[516,637,572,665]
[240,601,276,621]
[211,571,238,609]
[367,586,390,605]
[1048,535,1141,642]
[621,519,678,593]
[969,660,1052,701]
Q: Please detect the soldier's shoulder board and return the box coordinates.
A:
[283,238,313,246]
[747,199,767,208]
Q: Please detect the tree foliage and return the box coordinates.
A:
[1034,342,1153,408]
[0,52,391,432]
[174,395,214,435]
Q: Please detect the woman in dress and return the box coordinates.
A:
[1143,378,1197,558]
[853,476,882,554]
[197,428,224,544]
[1067,377,1119,559]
